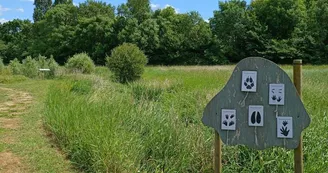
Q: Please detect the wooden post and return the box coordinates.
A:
[293,59,303,173]
[214,131,222,173]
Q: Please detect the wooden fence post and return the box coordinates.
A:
[214,131,222,173]
[293,59,303,173]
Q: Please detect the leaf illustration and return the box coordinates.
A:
[282,121,288,126]
[280,126,290,136]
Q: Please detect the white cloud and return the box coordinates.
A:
[0,5,11,16]
[0,18,9,24]
[150,3,180,13]
[150,3,160,10]
[73,2,78,6]
[205,19,209,23]
[16,8,24,12]
[164,4,180,13]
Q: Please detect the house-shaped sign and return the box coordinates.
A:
[202,57,311,150]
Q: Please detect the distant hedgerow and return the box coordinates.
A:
[106,43,148,83]
[66,53,95,74]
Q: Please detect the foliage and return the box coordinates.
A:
[0,19,32,63]
[43,66,328,172]
[74,16,115,64]
[106,43,147,83]
[0,58,5,73]
[66,53,95,74]
[78,0,115,18]
[22,56,39,78]
[30,4,78,64]
[9,58,23,75]
[33,0,52,22]
[54,0,73,5]
[2,0,328,65]
[48,56,59,78]
[37,55,59,78]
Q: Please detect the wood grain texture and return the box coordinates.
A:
[293,59,303,173]
[202,57,311,150]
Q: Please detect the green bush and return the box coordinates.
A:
[37,55,48,69]
[0,58,4,73]
[9,58,23,75]
[106,43,147,83]
[47,56,59,78]
[37,55,59,79]
[22,56,39,78]
[66,53,95,74]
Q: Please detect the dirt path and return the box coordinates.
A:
[0,87,33,173]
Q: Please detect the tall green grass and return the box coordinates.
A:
[44,66,328,172]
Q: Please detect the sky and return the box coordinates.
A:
[0,0,238,24]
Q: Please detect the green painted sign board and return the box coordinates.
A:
[202,57,311,150]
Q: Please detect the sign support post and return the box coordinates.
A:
[293,59,303,173]
[214,131,222,173]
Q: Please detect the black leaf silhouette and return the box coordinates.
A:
[282,121,288,126]
[256,112,261,124]
[223,121,228,126]
[280,126,290,136]
[225,114,229,119]
[230,114,235,119]
[229,121,235,126]
[251,112,256,124]
[272,95,277,101]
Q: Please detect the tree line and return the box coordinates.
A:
[0,0,328,65]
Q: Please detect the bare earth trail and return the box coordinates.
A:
[0,87,32,173]
[0,85,75,173]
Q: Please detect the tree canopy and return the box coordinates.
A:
[1,0,328,65]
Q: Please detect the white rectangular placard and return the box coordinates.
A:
[241,71,257,92]
[269,84,285,105]
[277,117,293,138]
[248,105,264,126]
[221,109,236,131]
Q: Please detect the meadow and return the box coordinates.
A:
[40,65,328,172]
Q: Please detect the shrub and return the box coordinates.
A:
[22,56,39,78]
[66,53,95,74]
[9,58,23,75]
[37,55,59,79]
[0,58,4,73]
[47,56,59,78]
[106,43,147,83]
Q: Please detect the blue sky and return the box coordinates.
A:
[0,0,248,24]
